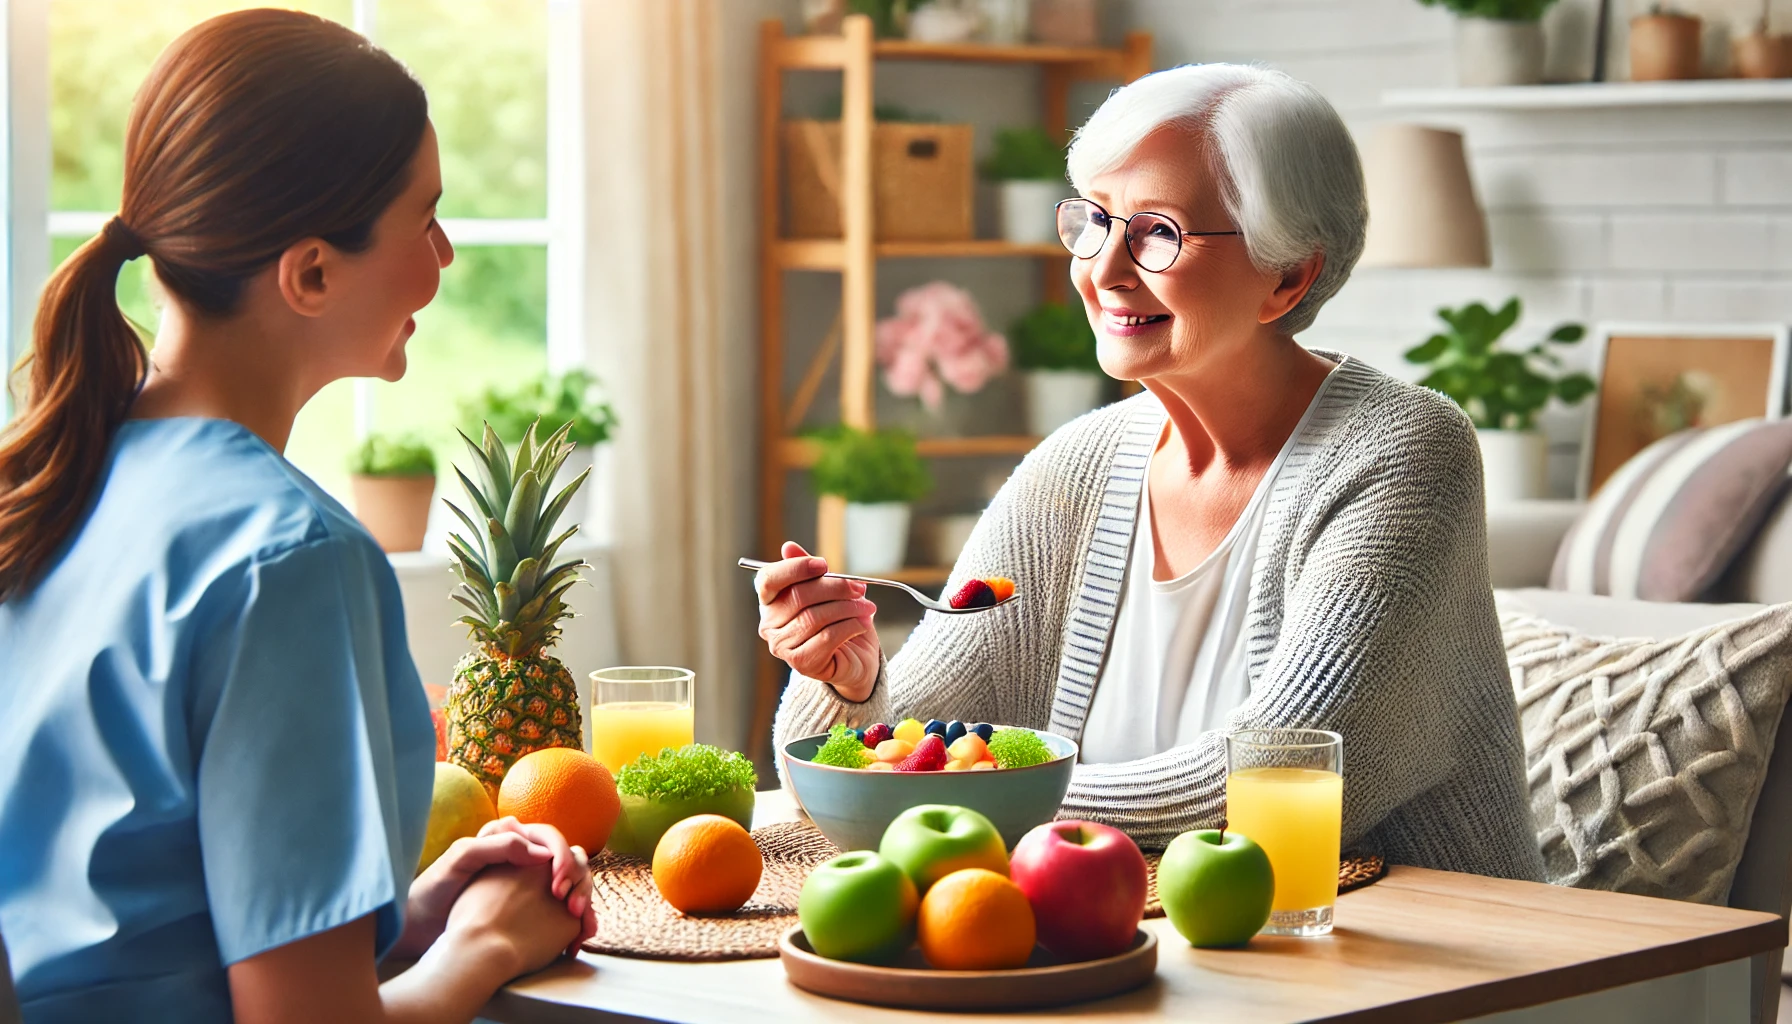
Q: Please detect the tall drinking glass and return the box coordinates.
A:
[1225,728,1343,937]
[589,667,695,773]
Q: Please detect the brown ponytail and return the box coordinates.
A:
[0,9,427,598]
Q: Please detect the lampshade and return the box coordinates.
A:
[1358,123,1490,269]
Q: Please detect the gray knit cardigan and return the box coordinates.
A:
[774,353,1546,881]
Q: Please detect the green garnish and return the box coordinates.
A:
[812,724,873,768]
[616,743,757,801]
[988,728,1053,769]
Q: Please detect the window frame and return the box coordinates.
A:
[3,0,588,430]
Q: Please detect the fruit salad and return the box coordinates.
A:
[948,575,1015,609]
[810,719,1056,772]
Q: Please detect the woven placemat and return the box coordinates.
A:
[581,820,836,961]
[583,819,1386,961]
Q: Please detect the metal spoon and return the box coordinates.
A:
[736,557,1020,615]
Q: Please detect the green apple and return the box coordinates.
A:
[798,850,919,963]
[1158,828,1274,948]
[878,804,1008,894]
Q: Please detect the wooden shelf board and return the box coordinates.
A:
[776,238,1067,269]
[780,434,1039,468]
[1382,80,1792,110]
[774,34,1127,71]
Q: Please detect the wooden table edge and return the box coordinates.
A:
[1306,903,1785,1024]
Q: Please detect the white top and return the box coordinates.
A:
[1079,371,1343,764]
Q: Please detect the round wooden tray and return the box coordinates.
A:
[777,925,1158,1011]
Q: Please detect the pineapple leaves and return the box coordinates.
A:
[537,468,591,541]
[504,469,543,554]
[494,581,522,624]
[487,517,520,584]
[479,424,514,508]
[509,556,542,597]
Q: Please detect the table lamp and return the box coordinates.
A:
[1358,123,1489,269]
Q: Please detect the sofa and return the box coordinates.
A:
[1488,498,1792,1024]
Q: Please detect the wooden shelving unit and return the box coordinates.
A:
[749,15,1152,759]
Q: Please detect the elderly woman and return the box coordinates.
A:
[756,64,1544,881]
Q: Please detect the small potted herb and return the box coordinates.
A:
[1630,4,1703,81]
[460,369,618,535]
[980,126,1069,245]
[1011,302,1106,437]
[1403,297,1594,501]
[348,434,437,553]
[810,426,933,574]
[1414,0,1560,86]
[607,744,758,858]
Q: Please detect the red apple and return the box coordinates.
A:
[1009,820,1147,961]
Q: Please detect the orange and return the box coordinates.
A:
[917,868,1036,970]
[652,814,764,914]
[496,746,620,853]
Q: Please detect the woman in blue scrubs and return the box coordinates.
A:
[0,10,593,1022]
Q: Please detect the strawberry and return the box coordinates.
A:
[862,722,894,748]
[949,578,996,609]
[894,733,948,772]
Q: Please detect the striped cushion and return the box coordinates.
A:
[1550,419,1792,600]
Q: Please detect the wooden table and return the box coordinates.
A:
[481,790,1786,1024]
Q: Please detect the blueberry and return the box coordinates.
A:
[972,722,994,742]
[924,718,947,737]
[853,728,865,744]
[945,720,967,744]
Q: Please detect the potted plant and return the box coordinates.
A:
[1011,301,1105,437]
[348,434,437,553]
[980,126,1069,245]
[461,369,618,535]
[1416,0,1561,87]
[876,281,1009,427]
[1403,297,1594,502]
[810,426,933,574]
[1630,4,1703,80]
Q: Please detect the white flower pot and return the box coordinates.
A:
[1477,429,1549,502]
[1025,369,1104,437]
[1455,17,1545,87]
[845,502,912,575]
[999,180,1069,245]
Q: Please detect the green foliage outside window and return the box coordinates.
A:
[460,369,618,448]
[1413,0,1560,21]
[348,434,437,477]
[47,1,551,500]
[809,427,933,505]
[980,127,1068,182]
[1403,298,1595,431]
[1010,302,1101,373]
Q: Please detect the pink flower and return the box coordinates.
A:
[875,282,1009,410]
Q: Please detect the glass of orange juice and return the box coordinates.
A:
[589,667,695,773]
[1225,728,1343,937]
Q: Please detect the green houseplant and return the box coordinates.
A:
[982,126,1070,245]
[460,370,617,537]
[810,427,932,573]
[347,434,438,553]
[1404,297,1593,500]
[1415,0,1561,86]
[1011,302,1106,437]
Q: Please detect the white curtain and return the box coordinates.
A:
[574,0,769,751]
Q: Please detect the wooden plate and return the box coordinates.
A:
[777,926,1157,1011]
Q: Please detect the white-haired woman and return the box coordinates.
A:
[755,65,1544,880]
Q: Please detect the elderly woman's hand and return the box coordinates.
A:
[755,541,881,702]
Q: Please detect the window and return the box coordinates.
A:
[41,0,555,502]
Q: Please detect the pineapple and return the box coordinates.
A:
[442,420,590,798]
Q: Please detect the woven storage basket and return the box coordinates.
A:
[783,120,973,241]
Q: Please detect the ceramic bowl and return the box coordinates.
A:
[780,727,1078,852]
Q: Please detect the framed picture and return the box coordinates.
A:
[1578,323,1791,498]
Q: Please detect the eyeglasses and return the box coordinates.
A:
[1055,197,1241,273]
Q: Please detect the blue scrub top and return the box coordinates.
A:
[0,417,435,1023]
